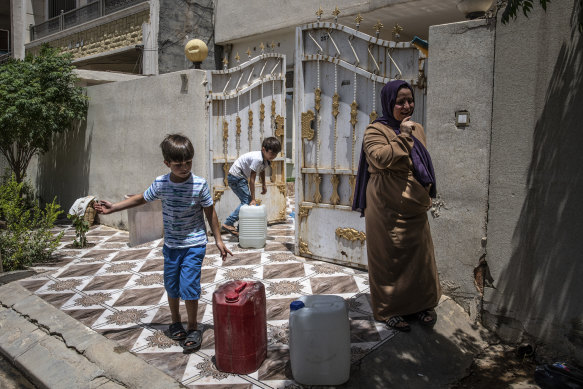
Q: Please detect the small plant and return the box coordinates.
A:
[67,213,89,248]
[0,174,63,271]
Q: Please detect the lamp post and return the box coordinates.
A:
[184,39,209,69]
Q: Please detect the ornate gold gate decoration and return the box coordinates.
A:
[206,52,287,224]
[294,10,427,268]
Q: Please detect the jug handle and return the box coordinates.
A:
[235,282,247,293]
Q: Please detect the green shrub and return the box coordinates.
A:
[0,174,63,271]
[67,213,89,248]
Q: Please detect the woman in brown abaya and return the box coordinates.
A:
[353,80,441,332]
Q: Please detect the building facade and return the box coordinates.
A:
[5,0,221,73]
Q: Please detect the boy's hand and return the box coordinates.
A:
[94,200,113,214]
[216,241,232,261]
[250,199,257,205]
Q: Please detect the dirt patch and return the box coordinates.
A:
[451,343,541,388]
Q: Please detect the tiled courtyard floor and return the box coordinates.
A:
[18,198,397,388]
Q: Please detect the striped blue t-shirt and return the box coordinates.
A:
[143,173,212,248]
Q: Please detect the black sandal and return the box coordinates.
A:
[386,316,411,332]
[180,329,202,352]
[221,224,239,237]
[166,322,187,340]
[416,309,437,327]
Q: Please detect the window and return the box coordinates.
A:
[0,30,9,53]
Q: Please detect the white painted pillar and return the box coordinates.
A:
[142,0,159,75]
[10,0,26,58]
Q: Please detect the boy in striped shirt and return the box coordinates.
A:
[94,134,231,352]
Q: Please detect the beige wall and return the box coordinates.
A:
[428,0,583,361]
[426,18,495,319]
[34,69,210,229]
[215,0,463,44]
[485,0,583,360]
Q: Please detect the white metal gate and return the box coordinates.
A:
[206,53,287,225]
[294,21,426,269]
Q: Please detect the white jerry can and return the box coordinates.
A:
[289,295,351,386]
[238,204,267,248]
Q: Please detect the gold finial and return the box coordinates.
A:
[316,7,323,21]
[234,52,240,63]
[374,20,384,38]
[355,13,363,30]
[259,42,265,53]
[332,6,340,23]
[392,24,403,41]
[270,41,276,51]
[222,56,228,70]
[246,47,251,58]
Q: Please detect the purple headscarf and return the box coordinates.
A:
[352,80,437,217]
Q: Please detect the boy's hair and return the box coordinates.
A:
[160,134,194,162]
[262,136,282,154]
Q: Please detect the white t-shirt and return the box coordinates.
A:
[229,151,269,179]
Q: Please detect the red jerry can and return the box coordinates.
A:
[212,280,267,374]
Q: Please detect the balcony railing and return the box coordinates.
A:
[30,0,147,41]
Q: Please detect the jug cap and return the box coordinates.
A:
[290,301,305,311]
[225,292,239,303]
[225,281,248,303]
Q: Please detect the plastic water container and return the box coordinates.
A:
[213,280,267,374]
[238,204,267,248]
[289,295,351,386]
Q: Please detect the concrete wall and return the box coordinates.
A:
[34,69,210,229]
[484,0,583,359]
[426,18,495,318]
[158,0,221,73]
[215,0,463,44]
[427,1,583,361]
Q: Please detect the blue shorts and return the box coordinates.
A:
[162,245,206,300]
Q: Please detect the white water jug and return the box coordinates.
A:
[238,204,267,248]
[289,295,351,386]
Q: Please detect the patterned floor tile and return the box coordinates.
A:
[124,272,165,289]
[262,263,305,280]
[23,196,400,388]
[309,275,360,295]
[79,249,118,261]
[91,306,160,330]
[266,298,297,321]
[67,308,108,327]
[264,278,312,298]
[222,252,263,267]
[180,352,252,386]
[56,263,106,278]
[19,279,50,293]
[113,287,166,307]
[138,351,192,381]
[138,258,165,272]
[61,290,123,309]
[37,292,76,309]
[257,346,291,382]
[110,248,153,261]
[96,326,145,351]
[82,274,133,291]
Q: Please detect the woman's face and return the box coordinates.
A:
[392,88,414,122]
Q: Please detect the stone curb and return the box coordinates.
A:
[0,282,186,389]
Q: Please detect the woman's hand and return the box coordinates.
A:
[400,116,415,136]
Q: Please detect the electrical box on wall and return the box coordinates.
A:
[455,110,470,127]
